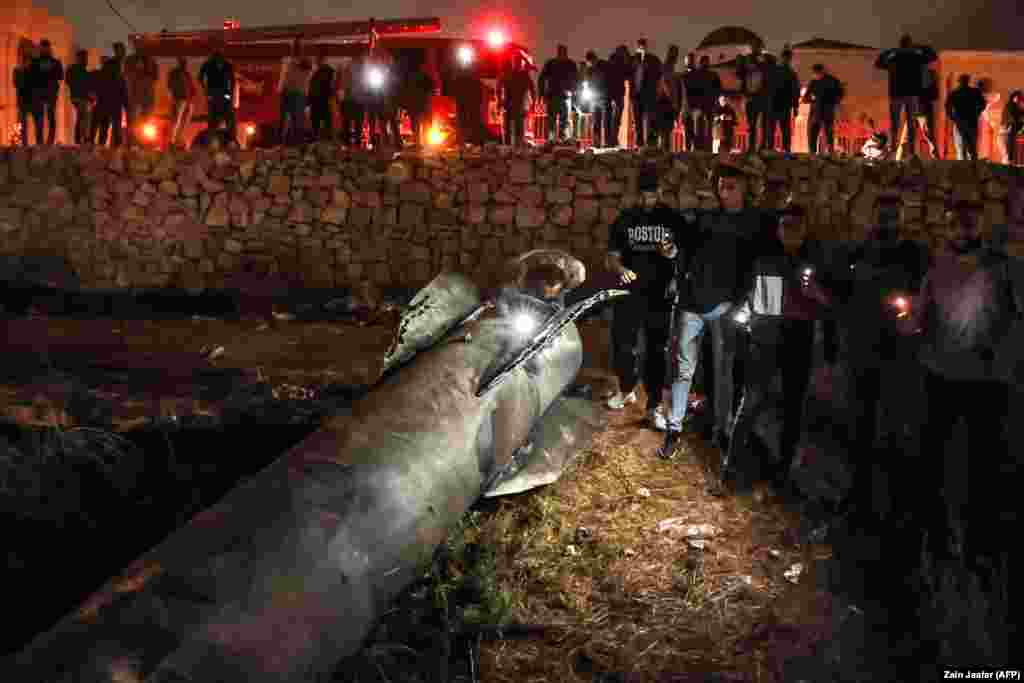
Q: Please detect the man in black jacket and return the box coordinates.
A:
[683,56,721,152]
[66,50,94,145]
[199,49,236,141]
[92,54,128,147]
[721,207,823,492]
[308,51,336,142]
[28,39,63,145]
[946,74,988,160]
[737,49,769,152]
[656,159,763,458]
[766,49,800,154]
[13,49,34,147]
[631,38,662,148]
[498,57,533,147]
[605,46,631,148]
[803,64,843,154]
[604,164,685,428]
[580,51,611,147]
[538,45,578,143]
[681,53,697,151]
[875,35,937,157]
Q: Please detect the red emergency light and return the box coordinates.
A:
[486,29,506,48]
[223,19,240,30]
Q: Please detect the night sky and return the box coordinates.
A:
[43,0,1024,61]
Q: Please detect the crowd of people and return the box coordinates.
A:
[14,31,1024,158]
[598,155,1020,604]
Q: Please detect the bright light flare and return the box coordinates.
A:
[457,45,475,65]
[891,296,909,318]
[141,122,158,141]
[366,66,385,89]
[245,124,256,135]
[486,29,506,48]
[733,309,750,325]
[512,312,537,335]
[427,127,446,146]
[581,81,593,102]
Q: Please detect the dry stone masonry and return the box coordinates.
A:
[1,143,1022,292]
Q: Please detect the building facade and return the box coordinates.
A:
[0,0,75,145]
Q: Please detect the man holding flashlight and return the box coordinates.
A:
[804,195,930,527]
[902,201,1021,584]
[720,206,823,493]
[655,158,763,458]
[604,163,684,428]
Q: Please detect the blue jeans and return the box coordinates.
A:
[668,302,732,432]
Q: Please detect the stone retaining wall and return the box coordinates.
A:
[1,144,1022,292]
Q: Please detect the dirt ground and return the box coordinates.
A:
[0,314,838,681]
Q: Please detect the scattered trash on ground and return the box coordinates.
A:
[784,563,805,584]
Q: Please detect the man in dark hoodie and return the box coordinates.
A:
[656,158,763,458]
[945,74,988,161]
[604,164,686,429]
[680,53,697,152]
[631,38,662,148]
[875,35,937,157]
[28,39,63,145]
[902,201,1021,601]
[538,45,578,143]
[805,196,930,527]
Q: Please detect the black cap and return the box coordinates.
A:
[637,164,659,192]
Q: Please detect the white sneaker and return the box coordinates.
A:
[606,391,637,410]
[648,407,668,431]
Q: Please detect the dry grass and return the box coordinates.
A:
[469,412,837,681]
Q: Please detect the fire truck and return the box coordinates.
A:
[130,17,535,149]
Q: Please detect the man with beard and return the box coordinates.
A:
[604,163,685,430]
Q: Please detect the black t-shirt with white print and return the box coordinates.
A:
[608,204,685,305]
